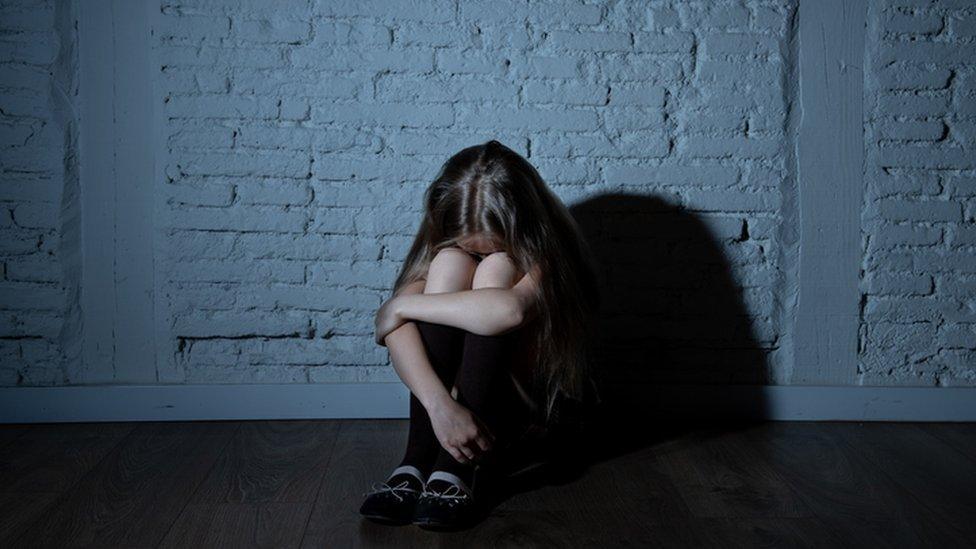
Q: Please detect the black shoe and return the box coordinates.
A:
[359,466,425,525]
[411,470,481,530]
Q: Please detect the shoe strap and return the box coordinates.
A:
[426,470,473,498]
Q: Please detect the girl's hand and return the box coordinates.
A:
[374,296,406,346]
[427,396,495,464]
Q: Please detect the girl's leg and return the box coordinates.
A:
[397,319,465,475]
[426,327,532,494]
[427,251,533,494]
[395,247,478,478]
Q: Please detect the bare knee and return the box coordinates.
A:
[472,251,520,289]
[425,246,478,293]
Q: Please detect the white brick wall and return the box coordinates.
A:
[0,0,72,385]
[1,0,973,390]
[860,0,976,387]
[152,0,798,385]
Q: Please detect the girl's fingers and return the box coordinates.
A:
[449,447,469,464]
[459,445,476,461]
[475,436,491,452]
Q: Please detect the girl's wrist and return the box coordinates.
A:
[423,389,454,416]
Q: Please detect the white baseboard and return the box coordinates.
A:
[619,384,976,422]
[0,383,974,423]
[0,383,410,423]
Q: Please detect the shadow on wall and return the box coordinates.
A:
[566,191,771,464]
[486,191,774,510]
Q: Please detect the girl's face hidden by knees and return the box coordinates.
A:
[455,232,503,260]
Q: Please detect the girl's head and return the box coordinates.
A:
[393,139,601,427]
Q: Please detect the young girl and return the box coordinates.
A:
[359,139,601,529]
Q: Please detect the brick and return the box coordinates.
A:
[233,18,311,43]
[876,66,952,90]
[702,5,750,28]
[872,224,943,247]
[633,31,695,53]
[865,273,933,295]
[12,203,58,229]
[460,1,604,24]
[701,33,778,56]
[175,151,310,178]
[546,30,631,51]
[523,82,609,106]
[376,75,518,103]
[884,12,944,34]
[165,94,278,119]
[608,85,665,106]
[312,103,454,128]
[950,13,976,39]
[516,56,580,79]
[314,0,455,23]
[647,6,680,30]
[455,105,599,132]
[878,146,975,169]
[392,22,470,49]
[235,181,311,206]
[679,136,782,158]
[877,92,950,116]
[164,181,236,207]
[436,51,505,74]
[5,256,60,282]
[878,199,963,222]
[602,107,666,131]
[291,47,434,73]
[681,189,778,212]
[602,164,740,187]
[167,205,308,233]
[695,59,781,86]
[877,120,945,141]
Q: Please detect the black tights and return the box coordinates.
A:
[398,319,532,489]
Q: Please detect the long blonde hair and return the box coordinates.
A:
[391,139,601,429]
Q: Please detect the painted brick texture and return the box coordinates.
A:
[154,0,798,385]
[0,0,74,385]
[860,0,976,386]
[0,0,973,390]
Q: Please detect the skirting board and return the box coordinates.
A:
[0,383,974,423]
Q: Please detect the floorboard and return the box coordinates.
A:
[10,421,238,547]
[920,422,976,465]
[830,422,976,543]
[187,419,341,504]
[1,419,973,547]
[649,423,812,519]
[0,424,29,451]
[0,422,137,546]
[741,421,968,547]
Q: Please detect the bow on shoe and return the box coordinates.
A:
[421,483,470,507]
[363,479,419,503]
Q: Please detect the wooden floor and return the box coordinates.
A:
[0,419,974,547]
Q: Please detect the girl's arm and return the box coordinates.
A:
[393,264,541,336]
[383,278,454,413]
[381,278,497,463]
